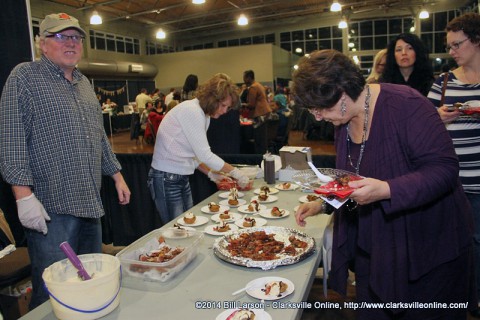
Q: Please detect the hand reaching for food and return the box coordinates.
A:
[229,168,249,188]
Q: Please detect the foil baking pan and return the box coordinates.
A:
[213,226,315,270]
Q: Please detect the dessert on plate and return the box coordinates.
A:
[247,200,260,212]
[242,217,256,227]
[214,221,231,232]
[220,210,231,220]
[208,202,220,212]
[183,212,196,224]
[271,207,285,217]
[263,281,288,297]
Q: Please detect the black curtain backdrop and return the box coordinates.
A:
[0,0,32,91]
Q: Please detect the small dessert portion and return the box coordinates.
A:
[247,200,260,212]
[228,196,239,206]
[219,210,231,220]
[242,217,256,227]
[306,194,319,202]
[271,207,285,217]
[226,309,255,320]
[280,182,291,190]
[214,221,231,232]
[263,281,288,297]
[183,212,196,224]
[260,185,270,194]
[208,202,220,212]
[229,187,239,199]
[257,191,269,201]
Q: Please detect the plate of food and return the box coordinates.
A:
[161,225,197,239]
[176,213,209,227]
[245,277,295,300]
[275,182,299,191]
[258,207,290,219]
[253,186,279,195]
[219,199,247,208]
[251,195,278,204]
[201,202,230,214]
[235,217,267,228]
[218,191,245,199]
[211,212,242,223]
[298,194,321,203]
[213,226,315,270]
[216,308,272,320]
[204,222,239,236]
[237,202,267,214]
[313,169,362,199]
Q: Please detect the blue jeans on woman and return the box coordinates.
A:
[147,168,193,224]
[26,214,101,309]
[466,192,480,305]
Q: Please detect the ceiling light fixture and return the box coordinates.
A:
[238,14,248,26]
[419,8,429,19]
[338,18,348,29]
[156,29,166,39]
[330,1,341,12]
[90,10,102,25]
[192,0,205,4]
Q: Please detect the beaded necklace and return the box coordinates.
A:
[346,85,371,175]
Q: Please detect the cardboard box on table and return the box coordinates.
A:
[278,146,312,181]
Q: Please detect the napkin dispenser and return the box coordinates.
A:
[279,146,311,170]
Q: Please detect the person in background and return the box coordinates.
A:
[273,86,290,140]
[427,12,480,318]
[144,99,165,145]
[166,90,181,113]
[380,33,434,96]
[151,88,161,105]
[366,48,387,84]
[293,49,475,319]
[0,12,131,308]
[148,73,249,223]
[181,74,198,101]
[140,101,154,129]
[135,88,152,115]
[164,87,175,105]
[239,83,250,118]
[242,69,272,154]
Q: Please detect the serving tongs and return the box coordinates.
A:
[59,241,91,281]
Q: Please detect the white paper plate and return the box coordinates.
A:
[253,187,279,195]
[298,194,321,203]
[258,208,290,219]
[245,277,295,300]
[204,223,239,236]
[176,215,209,227]
[216,309,272,320]
[200,204,230,214]
[251,195,278,204]
[235,217,267,228]
[237,204,267,214]
[211,212,243,223]
[218,191,245,199]
[219,199,247,207]
[161,226,196,239]
[275,183,299,191]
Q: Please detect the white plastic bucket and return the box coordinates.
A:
[42,253,121,320]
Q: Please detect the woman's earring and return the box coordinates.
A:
[340,99,347,116]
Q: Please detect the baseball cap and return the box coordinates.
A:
[40,13,86,37]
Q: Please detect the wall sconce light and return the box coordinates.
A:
[192,0,205,4]
[238,14,248,26]
[330,1,341,12]
[419,8,429,19]
[156,29,166,39]
[90,10,102,25]
[338,18,348,29]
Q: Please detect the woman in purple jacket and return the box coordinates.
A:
[293,49,475,319]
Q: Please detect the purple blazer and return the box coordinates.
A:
[330,84,474,303]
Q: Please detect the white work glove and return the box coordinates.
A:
[229,168,250,188]
[207,170,227,183]
[16,193,50,235]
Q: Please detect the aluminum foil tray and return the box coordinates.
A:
[292,168,359,190]
[213,226,315,270]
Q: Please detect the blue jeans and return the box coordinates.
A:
[147,168,193,224]
[466,192,480,302]
[26,213,101,309]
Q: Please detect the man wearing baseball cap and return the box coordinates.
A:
[0,13,131,308]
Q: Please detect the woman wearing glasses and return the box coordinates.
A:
[427,12,480,318]
[380,33,434,96]
[293,50,475,319]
